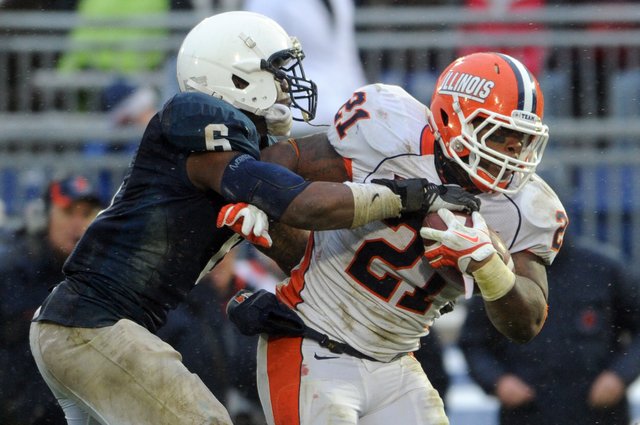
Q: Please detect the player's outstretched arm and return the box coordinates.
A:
[258,132,365,229]
[189,146,479,231]
[187,149,360,229]
[216,134,335,273]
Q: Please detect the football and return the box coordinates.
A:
[489,229,513,270]
[422,211,473,289]
[422,212,512,264]
[422,211,473,246]
[421,211,513,293]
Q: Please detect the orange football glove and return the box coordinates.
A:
[217,203,273,248]
[420,209,496,273]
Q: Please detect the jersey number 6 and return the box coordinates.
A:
[205,123,232,152]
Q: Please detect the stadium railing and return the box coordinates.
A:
[0,4,640,267]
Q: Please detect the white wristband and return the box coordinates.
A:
[344,182,402,227]
[472,254,516,301]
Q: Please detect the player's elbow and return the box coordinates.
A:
[505,313,546,344]
[508,326,540,344]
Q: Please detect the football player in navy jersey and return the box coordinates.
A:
[29,11,479,425]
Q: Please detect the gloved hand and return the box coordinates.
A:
[226,289,307,337]
[217,203,273,248]
[371,179,480,214]
[420,209,496,273]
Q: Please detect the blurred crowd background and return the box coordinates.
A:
[1,1,640,424]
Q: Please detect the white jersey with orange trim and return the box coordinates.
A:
[277,83,567,362]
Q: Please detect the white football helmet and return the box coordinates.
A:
[177,11,317,122]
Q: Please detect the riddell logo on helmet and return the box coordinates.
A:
[438,71,495,103]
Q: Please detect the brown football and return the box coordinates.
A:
[422,211,473,246]
[422,211,473,288]
[488,229,513,269]
[422,211,513,292]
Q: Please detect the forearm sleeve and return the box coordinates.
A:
[220,154,310,220]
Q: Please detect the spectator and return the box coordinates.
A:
[0,175,104,425]
[82,77,159,156]
[243,0,367,136]
[459,234,640,425]
[52,0,170,121]
[101,78,158,127]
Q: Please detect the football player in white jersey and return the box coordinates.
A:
[222,52,568,425]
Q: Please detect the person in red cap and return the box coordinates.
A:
[45,175,104,257]
[0,174,104,425]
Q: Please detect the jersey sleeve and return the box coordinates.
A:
[159,92,261,159]
[326,84,429,182]
[510,176,569,265]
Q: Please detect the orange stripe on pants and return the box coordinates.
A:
[267,336,304,425]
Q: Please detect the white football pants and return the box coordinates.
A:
[256,335,449,425]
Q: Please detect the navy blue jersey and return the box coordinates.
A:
[35,92,262,332]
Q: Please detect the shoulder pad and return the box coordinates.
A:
[327,84,429,180]
[483,175,568,265]
[159,92,261,159]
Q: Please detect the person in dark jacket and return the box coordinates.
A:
[459,234,640,425]
[0,175,104,425]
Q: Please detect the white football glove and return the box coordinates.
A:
[420,209,496,274]
[217,203,273,248]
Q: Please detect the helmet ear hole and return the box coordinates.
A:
[440,109,449,126]
[232,75,249,90]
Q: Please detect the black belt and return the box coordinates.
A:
[303,326,379,362]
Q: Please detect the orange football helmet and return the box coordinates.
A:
[428,52,549,194]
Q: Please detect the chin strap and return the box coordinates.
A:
[433,140,481,195]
